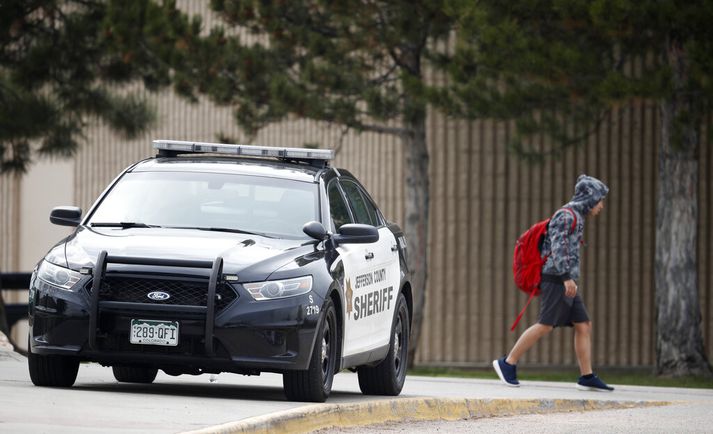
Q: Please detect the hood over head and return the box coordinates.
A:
[566,174,609,216]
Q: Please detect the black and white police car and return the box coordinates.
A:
[28,140,412,402]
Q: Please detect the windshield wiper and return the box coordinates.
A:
[90,222,159,229]
[166,226,275,239]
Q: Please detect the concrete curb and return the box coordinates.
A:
[184,397,669,434]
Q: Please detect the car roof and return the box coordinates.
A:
[131,157,326,183]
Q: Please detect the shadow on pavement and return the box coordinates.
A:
[72,380,363,402]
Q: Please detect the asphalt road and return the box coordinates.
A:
[2,349,712,433]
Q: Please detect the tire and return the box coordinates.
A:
[28,347,80,388]
[357,292,409,395]
[283,298,338,402]
[112,366,158,384]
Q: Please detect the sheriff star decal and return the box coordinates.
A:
[346,278,354,316]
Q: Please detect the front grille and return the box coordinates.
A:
[92,276,237,311]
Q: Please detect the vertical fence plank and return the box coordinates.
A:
[642,102,657,366]
[455,119,470,363]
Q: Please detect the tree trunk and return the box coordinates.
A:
[402,118,430,367]
[655,38,712,377]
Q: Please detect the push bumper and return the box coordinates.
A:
[29,253,321,373]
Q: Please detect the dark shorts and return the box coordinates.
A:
[538,276,590,328]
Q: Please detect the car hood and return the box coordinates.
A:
[47,226,318,281]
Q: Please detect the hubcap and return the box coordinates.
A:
[321,322,331,377]
[394,316,403,373]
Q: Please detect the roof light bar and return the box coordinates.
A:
[152,140,333,161]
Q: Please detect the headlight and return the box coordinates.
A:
[244,276,312,301]
[37,260,82,291]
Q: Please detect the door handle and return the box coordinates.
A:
[391,244,398,252]
[365,252,374,260]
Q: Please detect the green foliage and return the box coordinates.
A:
[443,0,713,158]
[171,0,454,137]
[0,0,182,174]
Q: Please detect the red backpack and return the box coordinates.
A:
[510,208,576,331]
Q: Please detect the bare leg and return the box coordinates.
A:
[506,323,553,365]
[574,321,593,375]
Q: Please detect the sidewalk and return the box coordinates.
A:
[2,343,710,434]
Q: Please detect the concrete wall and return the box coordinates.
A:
[19,159,75,269]
[1,158,74,345]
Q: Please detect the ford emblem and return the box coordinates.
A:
[147,291,171,301]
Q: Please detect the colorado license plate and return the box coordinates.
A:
[130,319,179,346]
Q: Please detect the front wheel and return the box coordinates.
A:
[283,298,338,402]
[28,346,79,388]
[112,366,158,384]
[358,292,409,395]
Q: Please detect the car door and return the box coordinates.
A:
[337,179,400,357]
[326,179,368,357]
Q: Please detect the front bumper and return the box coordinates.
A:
[29,254,322,374]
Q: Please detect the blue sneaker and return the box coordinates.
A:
[576,374,614,392]
[492,357,519,387]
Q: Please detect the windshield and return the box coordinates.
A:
[87,171,319,239]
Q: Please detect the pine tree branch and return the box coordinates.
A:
[368,63,400,86]
[332,125,351,157]
[274,6,339,39]
[512,108,609,160]
[356,123,408,136]
[371,5,412,75]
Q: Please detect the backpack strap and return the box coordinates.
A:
[554,207,577,234]
[542,208,577,252]
[510,291,537,331]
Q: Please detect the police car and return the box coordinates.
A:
[28,140,412,402]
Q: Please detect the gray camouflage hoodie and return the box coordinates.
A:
[541,174,609,282]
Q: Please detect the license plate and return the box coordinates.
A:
[130,319,179,346]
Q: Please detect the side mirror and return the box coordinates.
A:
[332,224,379,246]
[303,221,328,241]
[50,206,82,227]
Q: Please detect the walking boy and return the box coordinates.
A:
[493,174,614,391]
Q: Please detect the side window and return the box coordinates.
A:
[328,181,352,230]
[341,180,378,226]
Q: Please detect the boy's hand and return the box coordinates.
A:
[564,279,577,297]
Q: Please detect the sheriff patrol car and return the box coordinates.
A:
[28,140,412,402]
